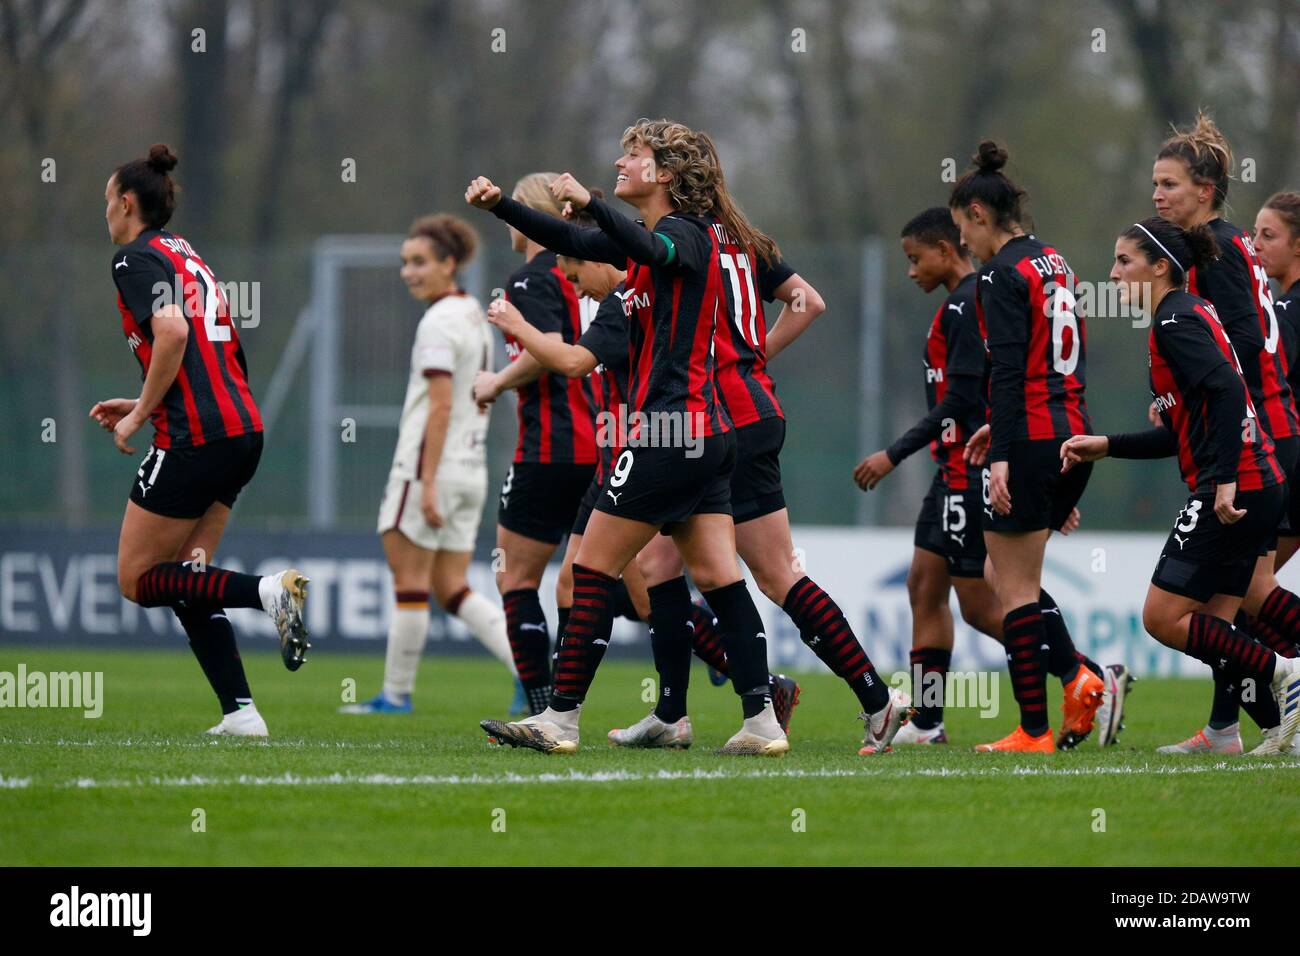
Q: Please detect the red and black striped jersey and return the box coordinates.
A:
[1148,290,1280,492]
[620,212,731,439]
[1276,279,1300,395]
[578,285,631,484]
[923,273,987,488]
[503,251,597,465]
[710,223,794,428]
[112,229,262,449]
[975,234,1091,462]
[1187,218,1299,442]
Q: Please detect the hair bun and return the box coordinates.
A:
[974,140,1008,174]
[147,143,178,174]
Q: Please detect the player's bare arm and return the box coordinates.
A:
[487,298,597,379]
[765,274,826,360]
[111,303,187,455]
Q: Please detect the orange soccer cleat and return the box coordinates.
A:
[1056,666,1105,750]
[973,725,1056,753]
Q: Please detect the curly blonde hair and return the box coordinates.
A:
[1157,111,1235,210]
[621,118,779,265]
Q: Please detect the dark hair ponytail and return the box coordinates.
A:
[948,140,1028,230]
[113,144,179,229]
[1121,216,1219,284]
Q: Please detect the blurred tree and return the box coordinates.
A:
[0,0,91,526]
[175,0,229,237]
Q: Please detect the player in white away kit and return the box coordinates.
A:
[342,214,516,714]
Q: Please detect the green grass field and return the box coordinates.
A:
[2,644,1298,866]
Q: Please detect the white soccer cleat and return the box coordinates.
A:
[891,720,947,745]
[261,569,310,671]
[608,712,693,749]
[480,706,579,754]
[1156,724,1242,754]
[1269,656,1300,750]
[1246,726,1288,756]
[858,687,913,755]
[1095,663,1134,746]
[205,704,268,737]
[718,701,788,756]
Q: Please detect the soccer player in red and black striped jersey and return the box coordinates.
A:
[92,144,308,736]
[1152,117,1300,752]
[468,121,912,755]
[855,208,998,742]
[951,141,1106,753]
[491,209,802,748]
[1256,192,1300,424]
[471,173,598,717]
[1243,192,1300,754]
[1061,218,1300,753]
[470,121,912,756]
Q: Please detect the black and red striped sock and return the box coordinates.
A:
[1208,612,1281,730]
[689,602,728,673]
[503,588,551,714]
[1185,613,1277,684]
[551,565,617,711]
[1003,602,1050,737]
[1255,586,1300,655]
[175,605,251,715]
[783,576,886,713]
[648,577,694,723]
[136,562,261,609]
[910,647,951,730]
[702,580,771,718]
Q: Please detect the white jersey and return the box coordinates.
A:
[388,292,492,482]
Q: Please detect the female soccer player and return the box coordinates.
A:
[1060,217,1300,752]
[341,214,516,715]
[607,134,891,755]
[471,173,598,717]
[92,144,307,737]
[1150,116,1300,753]
[489,203,800,748]
[855,207,997,743]
[1246,192,1300,753]
[468,120,909,755]
[860,208,1129,747]
[950,141,1103,753]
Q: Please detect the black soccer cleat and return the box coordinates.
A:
[770,673,801,734]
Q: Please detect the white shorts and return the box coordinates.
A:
[377,471,487,553]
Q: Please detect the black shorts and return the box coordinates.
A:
[571,479,600,536]
[731,417,786,524]
[984,439,1091,534]
[497,461,595,545]
[1151,484,1285,602]
[593,431,736,530]
[1271,436,1299,544]
[128,432,263,519]
[915,468,988,577]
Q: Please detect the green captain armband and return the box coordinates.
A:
[654,232,676,264]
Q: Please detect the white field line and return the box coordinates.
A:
[0,736,415,750]
[6,759,1297,791]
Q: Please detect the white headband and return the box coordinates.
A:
[1133,222,1183,272]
